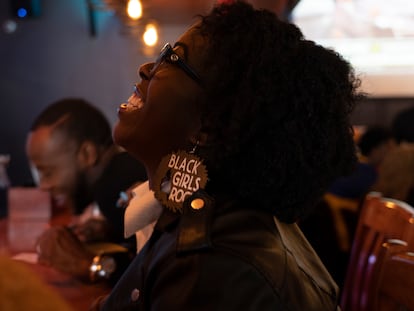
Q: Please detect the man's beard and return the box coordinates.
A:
[72,171,94,215]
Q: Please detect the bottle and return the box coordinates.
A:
[0,155,11,218]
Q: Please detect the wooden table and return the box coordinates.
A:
[0,188,111,310]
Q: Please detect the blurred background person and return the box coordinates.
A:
[328,125,396,201]
[26,98,147,282]
[299,125,395,289]
[372,106,414,206]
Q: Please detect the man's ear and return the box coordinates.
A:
[77,141,98,168]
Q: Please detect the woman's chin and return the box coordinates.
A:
[112,123,129,150]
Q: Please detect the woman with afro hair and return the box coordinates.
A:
[94,1,363,310]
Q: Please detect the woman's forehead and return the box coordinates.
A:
[175,23,206,59]
[174,23,209,83]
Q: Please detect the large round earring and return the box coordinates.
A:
[153,146,208,213]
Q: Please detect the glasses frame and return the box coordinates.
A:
[150,43,202,86]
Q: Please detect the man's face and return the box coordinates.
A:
[26,126,90,211]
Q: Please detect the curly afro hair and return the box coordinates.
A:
[192,1,363,223]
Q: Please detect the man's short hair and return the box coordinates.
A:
[31,98,113,147]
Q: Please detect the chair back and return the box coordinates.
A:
[340,192,414,311]
[371,241,414,311]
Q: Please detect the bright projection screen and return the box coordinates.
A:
[291,0,414,98]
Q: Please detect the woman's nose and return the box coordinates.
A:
[137,62,154,80]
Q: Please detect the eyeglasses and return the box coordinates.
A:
[149,43,202,86]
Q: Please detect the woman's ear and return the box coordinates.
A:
[77,141,98,168]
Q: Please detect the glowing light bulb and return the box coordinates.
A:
[143,23,158,47]
[127,0,142,20]
[17,8,28,18]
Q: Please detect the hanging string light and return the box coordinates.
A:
[87,0,163,51]
[142,22,158,47]
[126,0,142,20]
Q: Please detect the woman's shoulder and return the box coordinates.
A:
[150,203,339,310]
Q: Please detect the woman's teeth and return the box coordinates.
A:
[120,95,144,111]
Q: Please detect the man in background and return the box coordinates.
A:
[26,98,147,282]
[328,126,396,201]
[372,106,414,206]
[300,125,395,288]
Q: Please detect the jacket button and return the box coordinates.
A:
[191,198,204,210]
[131,288,140,301]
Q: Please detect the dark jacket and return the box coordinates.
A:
[101,191,340,311]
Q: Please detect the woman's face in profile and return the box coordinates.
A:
[113,24,205,173]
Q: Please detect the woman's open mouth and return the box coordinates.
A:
[119,92,144,112]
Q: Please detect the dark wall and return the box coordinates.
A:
[0,0,187,185]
